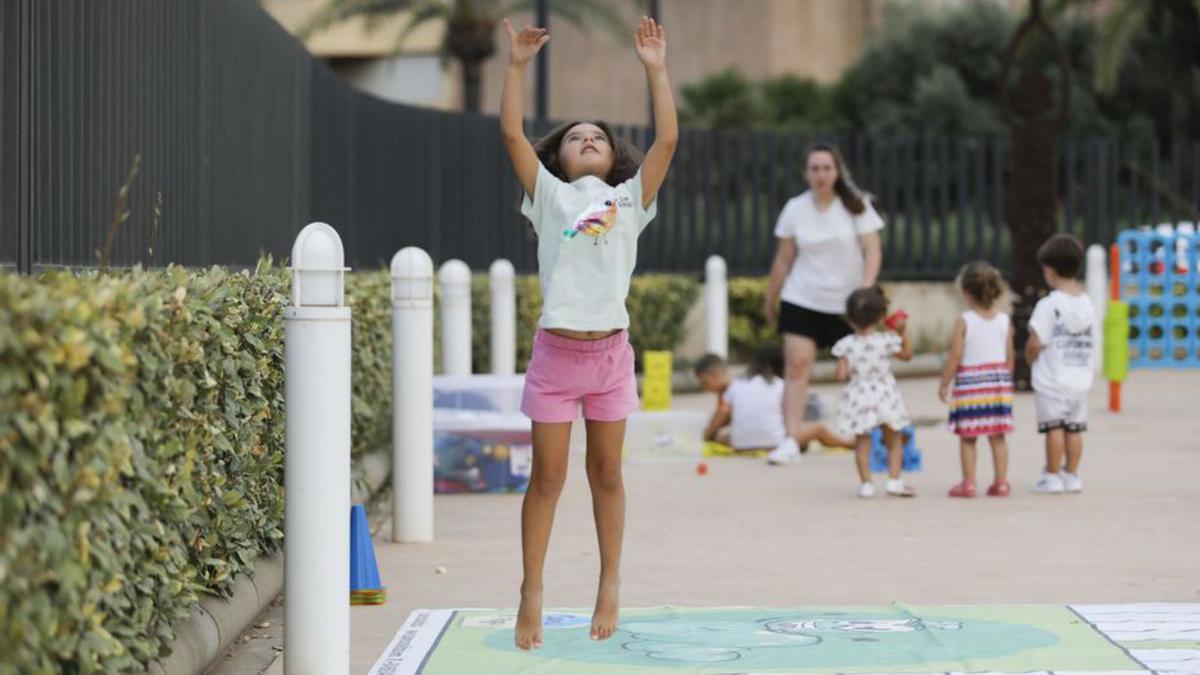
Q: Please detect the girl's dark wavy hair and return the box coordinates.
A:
[805,143,868,215]
[845,285,889,330]
[532,120,642,186]
[958,261,1005,308]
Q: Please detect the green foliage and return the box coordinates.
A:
[680,69,836,133]
[0,263,392,673]
[468,273,699,372]
[726,277,773,362]
[682,1,1194,142]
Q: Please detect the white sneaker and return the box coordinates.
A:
[885,478,917,497]
[1059,471,1083,493]
[766,438,801,466]
[1032,472,1066,494]
[858,482,876,498]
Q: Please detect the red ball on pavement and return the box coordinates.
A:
[696,462,708,476]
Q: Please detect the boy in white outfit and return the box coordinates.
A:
[1025,233,1094,494]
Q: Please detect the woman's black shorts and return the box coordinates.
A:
[778,301,852,350]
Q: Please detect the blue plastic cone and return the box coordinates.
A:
[350,504,385,605]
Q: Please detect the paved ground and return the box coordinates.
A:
[251,370,1199,674]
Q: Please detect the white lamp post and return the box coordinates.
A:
[284,222,351,675]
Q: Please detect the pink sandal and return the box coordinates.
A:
[986,481,1011,497]
[948,480,977,498]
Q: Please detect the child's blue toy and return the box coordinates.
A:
[1116,225,1199,369]
[869,426,922,473]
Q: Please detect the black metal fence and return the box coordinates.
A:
[3,1,1198,279]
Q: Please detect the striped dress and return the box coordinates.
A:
[948,311,1014,437]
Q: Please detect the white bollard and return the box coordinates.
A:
[284,223,351,675]
[705,255,728,359]
[391,248,435,543]
[438,259,472,376]
[490,259,516,375]
[1086,244,1107,373]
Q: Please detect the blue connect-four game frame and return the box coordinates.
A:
[1117,228,1200,368]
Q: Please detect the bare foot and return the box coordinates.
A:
[515,587,543,650]
[590,580,620,641]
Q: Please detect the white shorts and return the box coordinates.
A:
[1035,391,1088,433]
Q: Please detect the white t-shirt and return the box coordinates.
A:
[521,163,657,330]
[773,191,884,314]
[1028,290,1095,397]
[722,375,787,449]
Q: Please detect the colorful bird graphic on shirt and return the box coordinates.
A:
[564,195,618,244]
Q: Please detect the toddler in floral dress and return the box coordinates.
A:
[832,287,916,498]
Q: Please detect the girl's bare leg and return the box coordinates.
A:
[516,421,571,650]
[584,418,627,641]
[854,434,872,483]
[988,434,1009,484]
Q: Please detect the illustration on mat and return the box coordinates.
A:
[370,603,1200,674]
[480,608,1059,669]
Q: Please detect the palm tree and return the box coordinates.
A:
[1052,0,1199,144]
[300,0,632,112]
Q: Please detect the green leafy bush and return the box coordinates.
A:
[0,263,392,674]
[468,274,700,372]
[727,276,774,362]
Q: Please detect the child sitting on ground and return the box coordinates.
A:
[833,286,916,498]
[693,353,733,447]
[697,348,852,455]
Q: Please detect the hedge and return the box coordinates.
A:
[0,266,697,673]
[467,273,700,373]
[0,262,392,674]
[727,276,773,362]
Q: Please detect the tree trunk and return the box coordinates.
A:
[461,58,483,113]
[445,15,495,114]
[1009,122,1061,391]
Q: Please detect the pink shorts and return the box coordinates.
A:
[520,329,640,423]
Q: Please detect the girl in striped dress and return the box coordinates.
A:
[939,262,1014,497]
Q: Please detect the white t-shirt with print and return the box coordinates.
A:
[773,191,884,314]
[722,375,787,450]
[1028,290,1095,397]
[521,163,657,331]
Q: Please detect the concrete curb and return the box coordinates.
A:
[145,446,393,675]
[653,353,946,394]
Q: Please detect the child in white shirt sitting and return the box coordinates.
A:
[705,346,852,457]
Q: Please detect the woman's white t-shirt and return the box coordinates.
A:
[773,191,884,314]
[722,374,787,449]
[521,163,657,330]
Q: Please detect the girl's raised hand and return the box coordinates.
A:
[634,16,666,69]
[504,18,548,66]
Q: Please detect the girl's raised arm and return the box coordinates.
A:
[500,19,548,198]
[634,16,677,209]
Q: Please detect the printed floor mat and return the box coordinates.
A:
[368,603,1200,674]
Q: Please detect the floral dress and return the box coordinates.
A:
[831,332,911,437]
